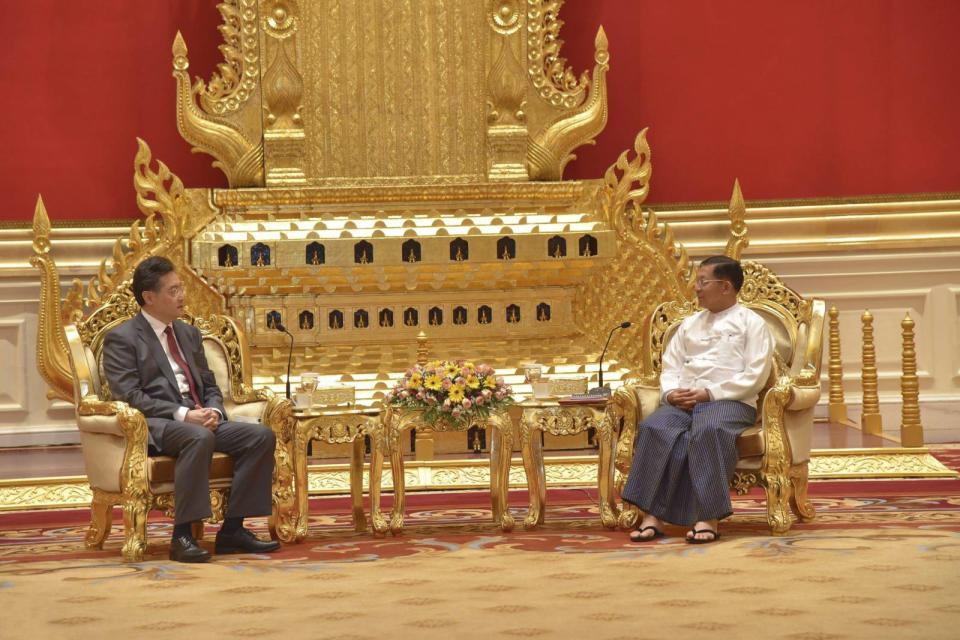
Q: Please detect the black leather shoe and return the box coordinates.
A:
[169,535,211,563]
[214,527,281,555]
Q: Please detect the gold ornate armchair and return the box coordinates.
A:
[65,285,293,562]
[611,261,825,535]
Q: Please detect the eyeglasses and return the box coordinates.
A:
[695,279,726,288]
[164,285,186,296]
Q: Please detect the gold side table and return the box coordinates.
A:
[275,406,384,543]
[519,399,619,530]
[376,406,514,534]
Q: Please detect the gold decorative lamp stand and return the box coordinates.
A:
[518,399,619,530]
[379,407,515,534]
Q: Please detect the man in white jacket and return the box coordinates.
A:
[622,256,774,544]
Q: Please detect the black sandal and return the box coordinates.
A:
[629,525,665,543]
[685,528,721,544]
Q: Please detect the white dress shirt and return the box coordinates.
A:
[659,303,774,409]
[142,311,220,423]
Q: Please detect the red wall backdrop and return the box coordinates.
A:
[2,1,959,222]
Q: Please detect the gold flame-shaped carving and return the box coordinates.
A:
[198,0,261,116]
[526,0,590,108]
[574,129,696,380]
[527,26,609,180]
[173,31,264,187]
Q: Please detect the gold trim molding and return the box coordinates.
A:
[3,448,954,512]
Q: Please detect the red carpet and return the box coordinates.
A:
[2,448,959,565]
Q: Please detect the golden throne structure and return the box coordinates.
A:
[31,1,814,510]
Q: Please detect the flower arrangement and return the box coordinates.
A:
[387,360,514,429]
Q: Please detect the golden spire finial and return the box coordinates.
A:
[827,305,847,422]
[724,178,749,260]
[595,26,609,65]
[32,194,51,255]
[899,312,924,446]
[860,309,882,435]
[172,31,189,72]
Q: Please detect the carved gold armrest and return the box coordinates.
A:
[758,375,796,475]
[231,384,275,405]
[77,396,149,446]
[786,384,821,412]
[77,396,151,498]
[611,382,659,487]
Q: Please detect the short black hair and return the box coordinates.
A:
[701,255,744,292]
[132,256,176,306]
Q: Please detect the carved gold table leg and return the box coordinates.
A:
[292,422,311,543]
[489,426,502,523]
[369,427,388,535]
[488,411,515,532]
[350,438,367,532]
[520,413,546,530]
[388,422,408,535]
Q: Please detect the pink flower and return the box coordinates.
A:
[416,392,424,400]
[452,408,462,418]
[442,378,452,389]
[426,396,436,405]
[400,390,409,399]
[462,399,472,409]
[496,377,504,386]
[443,399,451,408]
[482,389,492,399]
[475,397,484,406]
[456,376,466,385]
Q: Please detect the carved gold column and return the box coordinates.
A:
[259,1,307,185]
[860,310,882,435]
[486,1,528,180]
[899,313,924,447]
[827,305,848,422]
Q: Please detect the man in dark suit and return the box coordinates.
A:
[103,256,281,562]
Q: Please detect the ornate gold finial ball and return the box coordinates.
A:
[274,7,287,21]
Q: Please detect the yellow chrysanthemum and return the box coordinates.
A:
[465,374,480,389]
[425,374,443,391]
[463,361,476,370]
[448,385,466,403]
[483,376,497,389]
[443,363,460,378]
[407,373,423,390]
[428,360,442,369]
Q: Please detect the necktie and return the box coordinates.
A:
[164,326,202,408]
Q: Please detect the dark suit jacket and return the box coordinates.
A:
[102,312,228,449]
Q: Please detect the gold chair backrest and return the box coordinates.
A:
[64,282,254,406]
[643,261,824,385]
